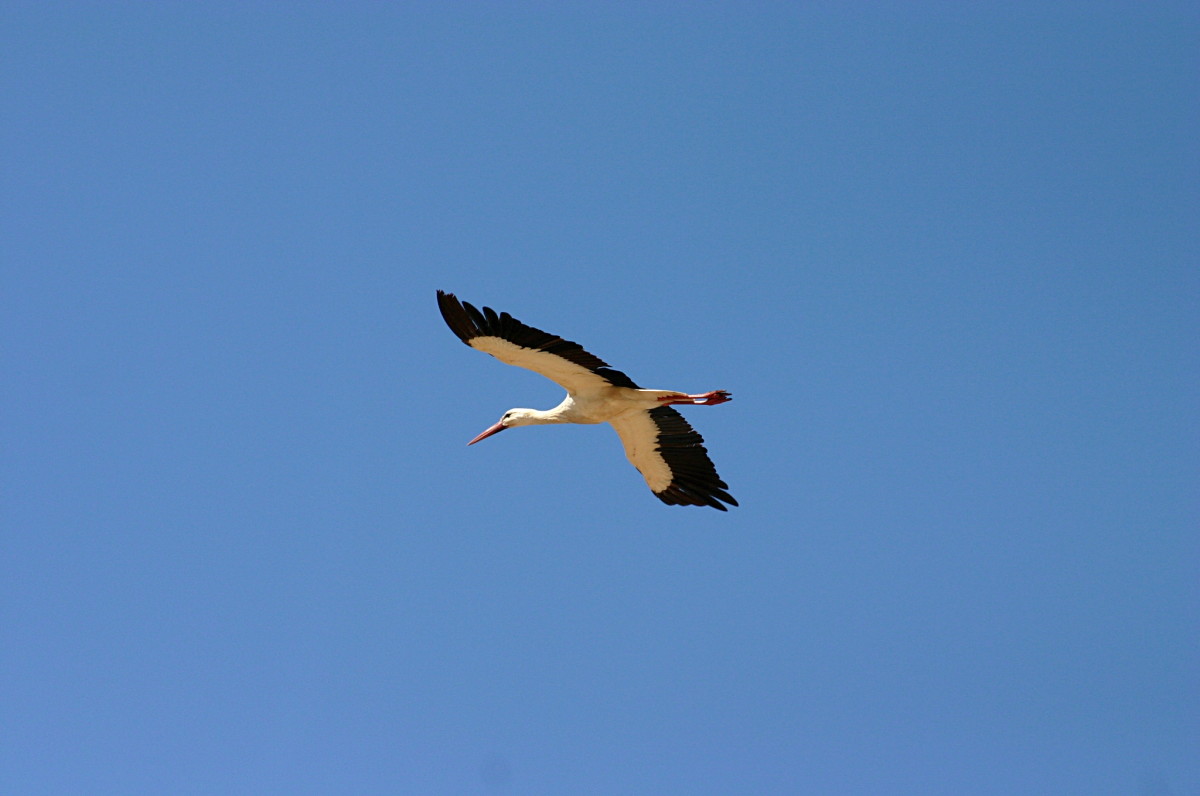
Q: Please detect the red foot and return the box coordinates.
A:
[657,390,732,406]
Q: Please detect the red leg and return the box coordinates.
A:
[657,390,732,406]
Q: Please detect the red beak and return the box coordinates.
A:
[467,420,507,446]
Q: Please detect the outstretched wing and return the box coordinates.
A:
[609,406,737,511]
[437,290,638,394]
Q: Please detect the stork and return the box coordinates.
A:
[437,290,737,510]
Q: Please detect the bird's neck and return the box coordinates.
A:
[508,407,570,427]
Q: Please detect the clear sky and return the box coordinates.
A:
[3,3,1197,794]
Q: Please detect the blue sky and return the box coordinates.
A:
[3,3,1197,794]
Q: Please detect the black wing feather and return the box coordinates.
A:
[437,290,639,388]
[647,406,737,511]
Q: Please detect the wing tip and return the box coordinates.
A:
[437,289,479,344]
[653,483,738,511]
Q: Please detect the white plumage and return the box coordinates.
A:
[438,291,737,511]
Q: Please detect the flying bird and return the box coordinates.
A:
[437,290,737,510]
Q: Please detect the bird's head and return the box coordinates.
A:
[467,409,539,445]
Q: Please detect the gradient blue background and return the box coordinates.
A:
[3,3,1197,794]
